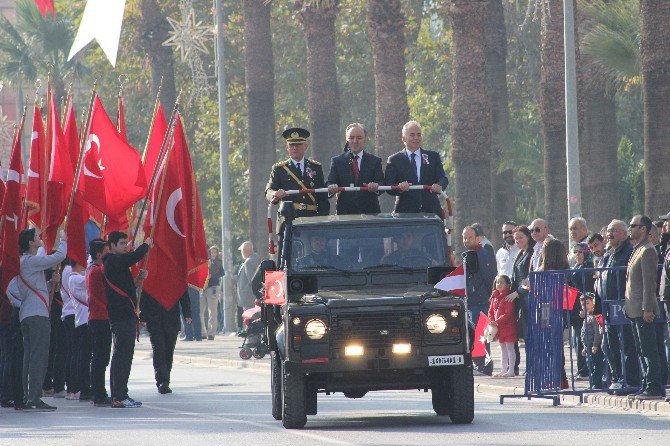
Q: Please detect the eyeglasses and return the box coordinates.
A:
[502,230,514,235]
[530,227,542,233]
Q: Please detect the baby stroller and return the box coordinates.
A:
[239,305,269,360]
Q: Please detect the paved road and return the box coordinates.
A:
[1,356,668,445]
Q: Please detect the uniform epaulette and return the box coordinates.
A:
[274,160,289,167]
[308,159,321,166]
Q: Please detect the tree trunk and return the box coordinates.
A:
[578,67,619,231]
[404,0,424,51]
[485,0,514,242]
[539,0,568,242]
[243,0,275,256]
[448,0,493,242]
[137,0,177,113]
[298,2,341,162]
[640,0,670,218]
[366,0,410,163]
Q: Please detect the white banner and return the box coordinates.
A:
[68,0,127,67]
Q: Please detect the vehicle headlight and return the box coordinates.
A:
[425,313,447,334]
[305,319,327,340]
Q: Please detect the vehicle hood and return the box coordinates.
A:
[309,288,438,308]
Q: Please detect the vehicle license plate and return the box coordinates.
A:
[428,355,464,366]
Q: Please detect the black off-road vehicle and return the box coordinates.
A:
[260,205,474,429]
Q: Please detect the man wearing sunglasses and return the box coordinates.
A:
[529,219,551,271]
[496,221,519,277]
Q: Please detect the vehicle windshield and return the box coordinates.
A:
[290,223,447,272]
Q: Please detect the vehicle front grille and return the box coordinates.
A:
[330,310,420,356]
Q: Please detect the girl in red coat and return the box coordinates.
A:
[488,275,518,377]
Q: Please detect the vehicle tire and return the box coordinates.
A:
[253,347,266,359]
[431,376,449,416]
[271,351,282,420]
[281,361,307,429]
[239,348,252,360]
[446,364,474,424]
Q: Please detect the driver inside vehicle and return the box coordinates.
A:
[380,231,435,267]
[296,235,344,269]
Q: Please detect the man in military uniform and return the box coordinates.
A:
[265,127,330,217]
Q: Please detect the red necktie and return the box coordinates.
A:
[352,155,360,184]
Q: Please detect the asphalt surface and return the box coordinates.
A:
[1,337,669,445]
[1,355,669,445]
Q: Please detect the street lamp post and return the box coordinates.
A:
[215,0,236,333]
[564,0,582,219]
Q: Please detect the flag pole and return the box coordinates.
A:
[131,89,182,244]
[136,110,180,310]
[41,75,51,235]
[64,82,97,229]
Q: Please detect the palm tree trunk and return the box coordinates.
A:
[243,0,275,256]
[578,66,619,232]
[298,2,341,162]
[485,0,514,240]
[448,0,493,238]
[138,0,177,112]
[540,0,568,242]
[366,0,410,163]
[640,0,670,218]
[404,0,424,51]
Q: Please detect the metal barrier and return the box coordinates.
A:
[500,265,669,406]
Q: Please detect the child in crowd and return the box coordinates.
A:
[580,293,603,390]
[488,275,517,377]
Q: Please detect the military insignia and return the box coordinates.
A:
[309,159,321,166]
[422,153,429,165]
[291,131,299,139]
[305,167,315,179]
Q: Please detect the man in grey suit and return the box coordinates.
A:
[236,241,261,329]
[625,215,663,400]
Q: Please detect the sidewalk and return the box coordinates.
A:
[133,334,670,415]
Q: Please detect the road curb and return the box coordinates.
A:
[135,350,271,371]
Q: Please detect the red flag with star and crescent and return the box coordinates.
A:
[76,96,147,217]
[472,312,491,358]
[34,0,55,18]
[26,104,45,229]
[1,119,25,292]
[142,114,208,310]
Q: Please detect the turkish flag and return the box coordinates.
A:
[44,94,74,252]
[142,114,208,309]
[472,312,490,358]
[264,270,286,305]
[26,104,46,229]
[1,123,25,292]
[434,264,466,296]
[77,96,147,217]
[142,103,168,188]
[63,103,89,267]
[142,244,187,309]
[34,0,55,18]
[563,285,580,311]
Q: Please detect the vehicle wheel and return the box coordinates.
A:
[270,351,282,420]
[253,348,266,359]
[446,364,474,424]
[281,361,307,429]
[431,376,449,416]
[239,348,253,360]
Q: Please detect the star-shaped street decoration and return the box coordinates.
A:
[163,8,211,62]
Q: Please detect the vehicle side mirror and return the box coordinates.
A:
[463,251,479,274]
[427,266,456,285]
[259,259,277,273]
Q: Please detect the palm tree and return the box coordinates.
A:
[0,0,86,102]
[137,0,177,112]
[366,0,409,163]
[447,0,493,236]
[296,0,341,162]
[243,0,275,256]
[639,0,670,218]
[539,0,568,242]
[485,0,514,239]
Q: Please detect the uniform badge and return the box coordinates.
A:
[305,167,315,179]
[422,153,429,165]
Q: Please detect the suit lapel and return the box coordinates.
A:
[419,150,427,184]
[358,152,370,185]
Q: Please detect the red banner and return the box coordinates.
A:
[264,270,286,305]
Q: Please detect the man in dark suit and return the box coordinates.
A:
[265,127,330,217]
[385,121,448,218]
[327,123,384,215]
